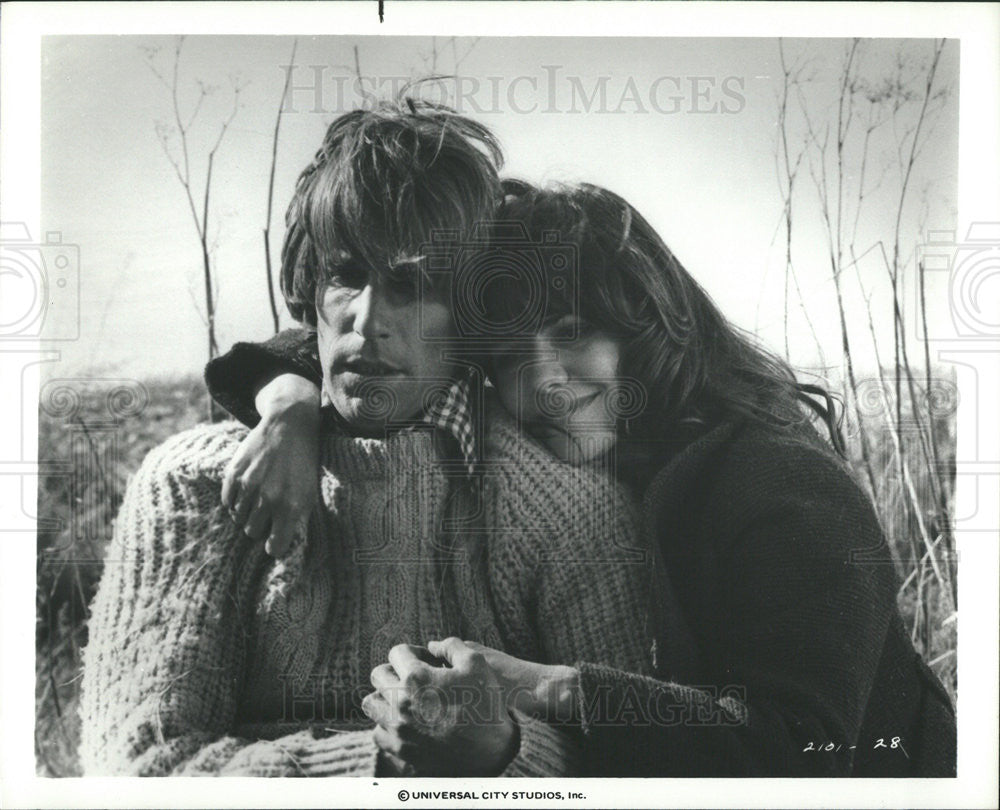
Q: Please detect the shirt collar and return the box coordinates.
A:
[423,367,480,476]
[321,367,480,476]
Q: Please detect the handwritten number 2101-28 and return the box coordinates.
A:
[802,737,902,753]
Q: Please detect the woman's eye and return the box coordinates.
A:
[547,316,593,340]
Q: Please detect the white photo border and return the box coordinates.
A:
[2,2,997,808]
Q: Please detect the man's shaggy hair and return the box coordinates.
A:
[280,97,504,326]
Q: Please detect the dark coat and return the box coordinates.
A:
[205,333,956,777]
[577,421,956,777]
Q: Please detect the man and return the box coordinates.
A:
[79,100,637,777]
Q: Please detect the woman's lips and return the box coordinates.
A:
[570,390,602,413]
[526,390,605,430]
[526,389,606,425]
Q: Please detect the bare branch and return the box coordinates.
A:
[774,39,824,363]
[183,85,209,132]
[453,37,480,71]
[170,37,192,186]
[207,75,244,159]
[263,38,299,334]
[774,38,957,660]
[144,33,240,404]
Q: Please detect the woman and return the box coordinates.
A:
[206,181,956,777]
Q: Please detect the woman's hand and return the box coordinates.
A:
[362,640,520,777]
[221,373,321,556]
[463,641,580,723]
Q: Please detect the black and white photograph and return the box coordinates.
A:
[2,2,997,807]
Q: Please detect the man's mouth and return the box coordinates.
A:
[338,358,406,378]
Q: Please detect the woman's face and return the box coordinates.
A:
[493,315,623,464]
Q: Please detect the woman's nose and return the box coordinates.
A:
[523,335,569,388]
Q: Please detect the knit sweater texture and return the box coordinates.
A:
[80,408,651,776]
[204,330,956,778]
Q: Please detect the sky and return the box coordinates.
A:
[39,35,959,379]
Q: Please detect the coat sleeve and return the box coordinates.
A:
[500,711,583,776]
[204,328,321,427]
[79,425,378,776]
[572,435,898,776]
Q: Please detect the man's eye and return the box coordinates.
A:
[330,265,367,289]
[385,271,420,299]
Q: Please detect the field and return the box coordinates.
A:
[35,375,211,776]
[33,374,957,776]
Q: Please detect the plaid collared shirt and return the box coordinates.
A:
[321,368,480,475]
[423,368,479,476]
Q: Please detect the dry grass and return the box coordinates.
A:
[849,385,958,706]
[35,375,210,776]
[33,373,958,775]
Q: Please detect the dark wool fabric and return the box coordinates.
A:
[577,422,956,777]
[205,330,956,778]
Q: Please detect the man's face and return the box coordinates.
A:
[316,263,455,434]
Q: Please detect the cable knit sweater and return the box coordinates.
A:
[202,330,955,777]
[80,408,651,776]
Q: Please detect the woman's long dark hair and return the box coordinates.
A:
[490,181,844,453]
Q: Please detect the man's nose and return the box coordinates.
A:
[350,285,391,339]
